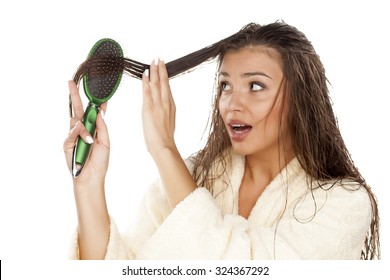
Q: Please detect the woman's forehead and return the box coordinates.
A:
[219,46,283,79]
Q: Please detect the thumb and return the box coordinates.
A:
[95,110,110,148]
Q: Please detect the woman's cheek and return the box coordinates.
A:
[218,97,228,117]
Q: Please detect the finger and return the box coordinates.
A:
[63,120,93,173]
[158,59,176,118]
[69,116,81,129]
[95,110,110,149]
[64,121,84,170]
[68,80,85,121]
[100,101,108,113]
[64,121,81,153]
[79,126,94,145]
[100,102,108,115]
[142,68,153,110]
[64,121,80,172]
[158,59,174,107]
[66,120,94,148]
[149,58,161,105]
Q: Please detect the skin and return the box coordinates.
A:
[218,47,295,218]
[63,48,294,259]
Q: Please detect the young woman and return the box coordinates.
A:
[64,22,380,259]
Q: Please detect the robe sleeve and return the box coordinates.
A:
[68,179,172,260]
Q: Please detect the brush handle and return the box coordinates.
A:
[74,103,99,166]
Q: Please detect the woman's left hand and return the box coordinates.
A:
[141,58,198,207]
[142,58,177,158]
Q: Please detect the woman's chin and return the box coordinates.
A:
[230,145,250,156]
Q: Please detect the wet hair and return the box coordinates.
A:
[71,21,380,259]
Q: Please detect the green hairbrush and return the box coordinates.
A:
[72,38,123,178]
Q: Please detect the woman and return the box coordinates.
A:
[64,22,380,259]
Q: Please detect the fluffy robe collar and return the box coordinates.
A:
[202,149,308,226]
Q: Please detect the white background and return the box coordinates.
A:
[0,0,388,278]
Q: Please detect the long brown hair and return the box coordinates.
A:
[71,21,380,259]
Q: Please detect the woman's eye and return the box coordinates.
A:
[220,82,231,91]
[251,83,264,91]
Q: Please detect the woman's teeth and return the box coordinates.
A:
[231,124,252,133]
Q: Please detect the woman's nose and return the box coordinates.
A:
[227,90,245,112]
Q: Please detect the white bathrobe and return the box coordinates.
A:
[69,150,371,259]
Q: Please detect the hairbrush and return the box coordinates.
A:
[72,38,123,178]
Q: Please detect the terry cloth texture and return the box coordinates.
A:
[69,150,371,259]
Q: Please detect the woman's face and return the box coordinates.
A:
[218,46,289,158]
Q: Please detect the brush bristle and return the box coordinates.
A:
[85,39,123,100]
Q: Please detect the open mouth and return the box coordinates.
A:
[231,124,252,134]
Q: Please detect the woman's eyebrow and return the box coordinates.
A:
[218,71,272,79]
[218,71,229,77]
[242,72,272,79]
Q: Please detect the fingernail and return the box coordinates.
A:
[154,57,159,65]
[86,136,94,144]
[159,56,164,62]
[144,69,149,77]
[100,110,105,120]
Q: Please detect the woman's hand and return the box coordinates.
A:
[64,80,110,185]
[142,58,177,158]
[142,59,197,208]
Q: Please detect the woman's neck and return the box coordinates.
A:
[244,148,295,189]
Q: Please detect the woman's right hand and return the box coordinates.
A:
[64,80,110,185]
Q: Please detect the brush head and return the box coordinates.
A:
[83,38,124,105]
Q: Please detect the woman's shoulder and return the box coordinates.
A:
[288,178,372,240]
[310,178,372,217]
[316,178,370,199]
